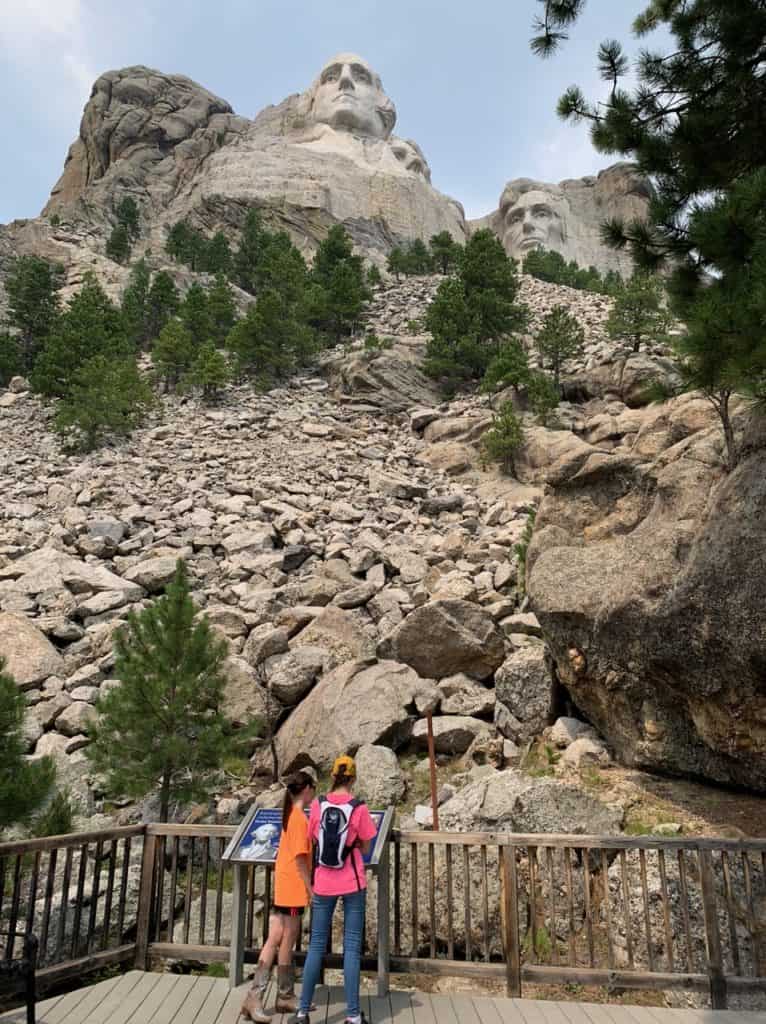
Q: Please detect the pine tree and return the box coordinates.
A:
[480,402,525,475]
[207,273,237,345]
[0,335,22,387]
[153,320,195,392]
[180,283,213,346]
[535,305,585,391]
[234,208,269,293]
[166,221,195,264]
[184,341,231,402]
[425,230,528,390]
[480,341,531,401]
[86,561,230,822]
[607,272,669,352]
[401,238,434,275]
[4,254,63,371]
[387,246,406,281]
[228,289,308,382]
[530,0,766,463]
[54,354,155,451]
[116,196,141,240]
[367,263,383,288]
[312,225,368,342]
[106,224,132,265]
[430,231,460,275]
[0,656,56,833]
[31,274,128,397]
[536,306,584,385]
[146,271,180,340]
[121,259,152,348]
[205,232,233,275]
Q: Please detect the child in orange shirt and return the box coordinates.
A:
[241,770,316,1022]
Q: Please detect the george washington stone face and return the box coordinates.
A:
[307,53,396,140]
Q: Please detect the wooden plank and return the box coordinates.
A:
[500,847,522,997]
[487,995,521,1024]
[192,977,229,1024]
[90,970,162,1024]
[214,982,251,1024]
[551,1002,598,1024]
[117,974,180,1024]
[326,984,348,1024]
[35,944,135,988]
[166,976,216,1024]
[408,992,437,1024]
[134,833,157,969]
[389,990,415,1024]
[450,994,483,1023]
[0,992,62,1024]
[369,992,393,1023]
[425,994,458,1023]
[144,974,203,1024]
[392,831,766,852]
[471,996,504,1024]
[0,827,145,857]
[75,969,146,1024]
[699,850,727,1008]
[54,971,140,1024]
[34,975,121,1024]
[512,997,549,1024]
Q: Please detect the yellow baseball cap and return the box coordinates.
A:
[331,755,356,779]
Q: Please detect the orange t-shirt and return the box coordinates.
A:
[274,805,312,908]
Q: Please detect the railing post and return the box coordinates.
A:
[229,863,247,989]
[500,845,522,998]
[377,840,391,997]
[134,830,156,970]
[699,848,728,1009]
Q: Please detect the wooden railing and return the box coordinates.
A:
[0,826,144,988]
[2,823,766,1008]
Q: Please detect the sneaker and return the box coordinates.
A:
[344,1015,369,1024]
[288,1014,310,1024]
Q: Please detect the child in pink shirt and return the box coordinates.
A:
[291,755,377,1024]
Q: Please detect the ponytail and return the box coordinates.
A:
[330,767,353,791]
[282,770,315,830]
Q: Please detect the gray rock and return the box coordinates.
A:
[355,744,406,806]
[275,660,424,773]
[0,613,64,689]
[412,715,490,755]
[377,600,505,680]
[438,674,494,717]
[494,646,551,744]
[55,701,97,737]
[291,606,375,670]
[243,625,289,667]
[123,556,178,593]
[264,647,325,705]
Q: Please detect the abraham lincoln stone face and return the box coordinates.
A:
[308,53,396,140]
[501,187,568,257]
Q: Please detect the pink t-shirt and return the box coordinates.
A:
[308,794,377,897]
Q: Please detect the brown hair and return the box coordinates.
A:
[330,765,355,792]
[282,771,315,830]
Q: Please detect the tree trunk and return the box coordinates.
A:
[718,394,738,473]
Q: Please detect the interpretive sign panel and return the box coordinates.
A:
[223,804,393,867]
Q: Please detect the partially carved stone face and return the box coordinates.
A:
[308,53,396,139]
[501,188,567,256]
[391,137,432,182]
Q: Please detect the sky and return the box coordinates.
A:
[0,0,666,224]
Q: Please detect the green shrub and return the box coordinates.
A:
[480,402,525,474]
[54,354,155,451]
[33,790,76,837]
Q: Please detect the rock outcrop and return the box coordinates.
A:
[528,405,766,790]
[33,56,466,279]
[475,163,651,275]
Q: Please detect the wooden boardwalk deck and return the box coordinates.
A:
[2,972,765,1024]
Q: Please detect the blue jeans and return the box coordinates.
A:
[299,889,366,1017]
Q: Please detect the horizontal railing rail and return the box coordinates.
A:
[3,822,765,1008]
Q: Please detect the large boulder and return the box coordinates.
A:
[494,645,552,744]
[0,613,64,688]
[354,744,406,807]
[412,715,490,755]
[291,606,375,669]
[528,410,766,790]
[439,769,623,836]
[275,659,429,772]
[0,548,142,599]
[377,600,505,680]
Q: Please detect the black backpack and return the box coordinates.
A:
[316,797,363,869]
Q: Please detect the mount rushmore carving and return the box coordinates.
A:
[2,54,649,283]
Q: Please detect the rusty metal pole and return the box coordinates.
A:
[426,711,440,831]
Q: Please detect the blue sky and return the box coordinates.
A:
[0,1,665,224]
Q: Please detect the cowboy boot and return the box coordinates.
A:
[275,964,298,1013]
[240,963,272,1023]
